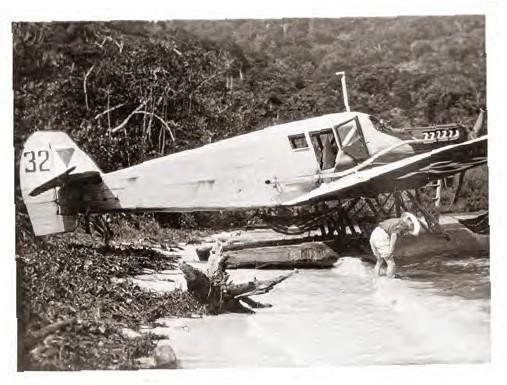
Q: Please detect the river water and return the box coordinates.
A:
[161,253,490,368]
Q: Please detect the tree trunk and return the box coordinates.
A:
[180,244,296,314]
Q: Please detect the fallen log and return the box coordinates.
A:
[180,242,297,314]
[197,241,339,268]
[225,242,339,269]
[194,233,322,260]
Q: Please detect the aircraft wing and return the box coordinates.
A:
[282,135,487,206]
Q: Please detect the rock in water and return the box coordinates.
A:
[154,343,178,369]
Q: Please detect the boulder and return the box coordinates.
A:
[154,343,178,369]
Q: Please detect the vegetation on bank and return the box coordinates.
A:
[16,212,206,370]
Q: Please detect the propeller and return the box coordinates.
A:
[448,108,486,208]
[470,108,486,139]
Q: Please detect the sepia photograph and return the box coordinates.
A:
[6,1,501,376]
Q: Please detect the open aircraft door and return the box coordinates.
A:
[333,116,370,171]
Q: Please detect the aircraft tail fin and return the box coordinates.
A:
[19,131,102,236]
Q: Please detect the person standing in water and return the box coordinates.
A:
[369,212,421,278]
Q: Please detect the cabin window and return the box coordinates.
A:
[309,129,338,170]
[288,134,309,150]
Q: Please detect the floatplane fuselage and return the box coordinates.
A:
[20,110,486,236]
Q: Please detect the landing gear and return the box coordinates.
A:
[264,188,449,244]
[81,214,114,246]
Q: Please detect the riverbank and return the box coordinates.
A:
[16,211,490,369]
[16,213,208,370]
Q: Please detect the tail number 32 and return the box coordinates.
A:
[24,150,50,172]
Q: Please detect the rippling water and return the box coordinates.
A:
[163,254,490,368]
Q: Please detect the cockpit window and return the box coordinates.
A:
[334,117,370,163]
[288,134,309,150]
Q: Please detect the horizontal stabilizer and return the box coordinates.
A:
[30,168,102,196]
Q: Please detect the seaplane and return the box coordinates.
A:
[19,73,488,241]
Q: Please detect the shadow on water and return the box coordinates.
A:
[395,253,490,301]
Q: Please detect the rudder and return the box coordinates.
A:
[19,131,102,236]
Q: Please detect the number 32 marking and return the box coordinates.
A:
[24,150,50,172]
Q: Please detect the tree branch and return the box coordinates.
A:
[194,72,220,92]
[109,101,147,133]
[133,111,175,142]
[94,102,126,120]
[83,64,95,110]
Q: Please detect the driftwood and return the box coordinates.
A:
[181,241,297,314]
[196,240,339,269]
[225,242,338,269]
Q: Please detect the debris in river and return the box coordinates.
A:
[181,241,297,313]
